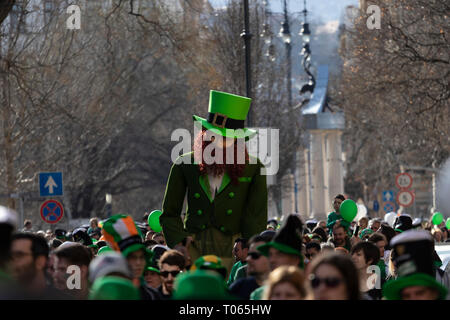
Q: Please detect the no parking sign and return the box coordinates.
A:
[40,199,64,224]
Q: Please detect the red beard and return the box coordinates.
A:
[194,129,248,185]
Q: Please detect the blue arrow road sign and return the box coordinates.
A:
[382,190,394,202]
[39,172,63,197]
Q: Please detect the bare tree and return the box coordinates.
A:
[337,0,449,201]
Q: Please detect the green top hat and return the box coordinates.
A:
[382,230,448,300]
[102,214,152,261]
[257,214,305,269]
[193,90,256,140]
[173,270,235,300]
[89,276,140,300]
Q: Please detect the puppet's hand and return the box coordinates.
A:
[174,240,192,267]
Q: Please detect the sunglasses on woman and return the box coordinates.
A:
[160,270,182,278]
[309,275,343,288]
[247,251,262,260]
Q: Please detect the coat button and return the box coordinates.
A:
[194,193,200,199]
[197,210,203,216]
[227,209,232,215]
[220,226,225,232]
[228,192,235,198]
[201,224,206,230]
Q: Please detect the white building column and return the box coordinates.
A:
[310,130,327,220]
[326,131,344,206]
[281,173,295,217]
[296,147,309,220]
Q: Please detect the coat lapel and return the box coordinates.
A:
[199,175,214,203]
[217,172,231,194]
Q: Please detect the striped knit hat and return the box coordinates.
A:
[102,214,152,259]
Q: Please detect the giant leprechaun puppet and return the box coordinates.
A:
[160,90,268,272]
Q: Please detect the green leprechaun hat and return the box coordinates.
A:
[102,214,152,261]
[193,90,256,140]
[257,214,305,268]
[383,229,448,300]
[173,269,236,300]
[89,276,140,300]
[190,255,228,279]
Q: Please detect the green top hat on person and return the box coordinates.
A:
[102,214,152,261]
[193,90,256,140]
[89,276,140,300]
[383,230,448,300]
[173,269,235,300]
[257,214,305,268]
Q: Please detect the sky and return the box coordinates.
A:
[209,0,359,23]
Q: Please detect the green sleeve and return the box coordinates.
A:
[234,264,247,282]
[250,285,265,300]
[240,162,268,239]
[227,261,240,287]
[160,162,190,248]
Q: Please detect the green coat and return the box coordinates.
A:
[227,260,246,287]
[160,152,268,256]
[326,211,350,235]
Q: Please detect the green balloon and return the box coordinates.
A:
[432,212,443,225]
[339,199,358,222]
[148,210,163,232]
[446,218,450,230]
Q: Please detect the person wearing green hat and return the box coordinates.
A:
[359,228,374,241]
[89,276,140,300]
[383,230,448,300]
[160,90,268,273]
[97,245,113,255]
[251,214,305,300]
[190,255,228,279]
[143,244,168,289]
[102,214,161,300]
[173,269,235,300]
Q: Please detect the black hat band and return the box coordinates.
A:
[207,112,245,130]
[118,235,142,252]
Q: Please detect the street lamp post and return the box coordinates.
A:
[299,0,315,96]
[279,0,292,109]
[261,0,315,216]
[278,0,296,213]
[241,0,253,127]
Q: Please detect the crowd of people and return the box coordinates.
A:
[0,193,449,300]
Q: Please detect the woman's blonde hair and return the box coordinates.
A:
[89,218,98,226]
[262,266,306,300]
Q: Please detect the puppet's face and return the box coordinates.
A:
[204,130,235,149]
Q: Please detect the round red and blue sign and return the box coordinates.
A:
[40,199,64,224]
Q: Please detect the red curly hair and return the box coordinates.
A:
[194,129,248,185]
